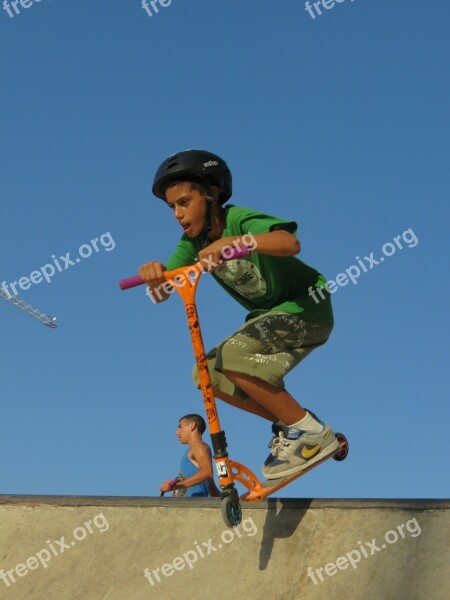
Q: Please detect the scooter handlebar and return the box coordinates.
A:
[160,477,180,497]
[119,275,145,290]
[119,245,252,291]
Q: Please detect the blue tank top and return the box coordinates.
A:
[175,450,210,497]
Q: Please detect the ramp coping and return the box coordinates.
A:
[0,495,448,510]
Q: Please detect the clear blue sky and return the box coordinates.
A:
[1,0,449,500]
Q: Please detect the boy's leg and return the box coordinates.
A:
[217,372,337,479]
[215,313,337,478]
[212,386,278,421]
[193,312,337,478]
[221,371,306,425]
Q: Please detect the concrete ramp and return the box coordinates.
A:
[0,496,448,599]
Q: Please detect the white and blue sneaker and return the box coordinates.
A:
[262,417,338,480]
[264,422,284,468]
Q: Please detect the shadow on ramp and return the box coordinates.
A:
[259,498,312,570]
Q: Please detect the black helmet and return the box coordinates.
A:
[152,149,232,204]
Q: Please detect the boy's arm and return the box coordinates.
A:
[171,442,214,491]
[246,230,300,256]
[198,230,300,268]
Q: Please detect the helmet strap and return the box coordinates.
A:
[202,186,219,239]
[203,197,213,238]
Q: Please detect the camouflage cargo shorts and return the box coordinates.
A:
[192,311,332,400]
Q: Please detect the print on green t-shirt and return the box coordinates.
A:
[165,205,333,327]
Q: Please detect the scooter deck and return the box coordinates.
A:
[241,436,348,502]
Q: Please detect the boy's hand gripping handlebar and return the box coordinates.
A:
[119,245,252,291]
[160,477,180,497]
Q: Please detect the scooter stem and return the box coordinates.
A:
[163,262,221,435]
[163,260,264,495]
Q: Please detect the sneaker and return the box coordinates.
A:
[263,409,321,467]
[263,422,284,467]
[262,421,339,480]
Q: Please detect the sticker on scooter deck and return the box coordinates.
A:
[241,434,349,502]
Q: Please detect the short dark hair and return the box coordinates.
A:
[162,179,208,199]
[180,413,206,435]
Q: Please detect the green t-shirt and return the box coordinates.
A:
[165,205,333,327]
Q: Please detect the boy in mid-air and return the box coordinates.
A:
[140,150,337,480]
[160,413,220,497]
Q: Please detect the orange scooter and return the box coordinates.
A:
[120,247,348,527]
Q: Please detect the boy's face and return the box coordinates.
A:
[176,419,193,444]
[165,183,207,238]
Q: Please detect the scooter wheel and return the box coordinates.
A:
[221,496,242,527]
[333,433,349,462]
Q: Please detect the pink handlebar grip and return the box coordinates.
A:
[221,245,251,261]
[168,477,179,489]
[119,245,252,291]
[160,477,180,497]
[119,275,145,290]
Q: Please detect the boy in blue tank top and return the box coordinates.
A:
[142,150,338,481]
[160,414,220,497]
